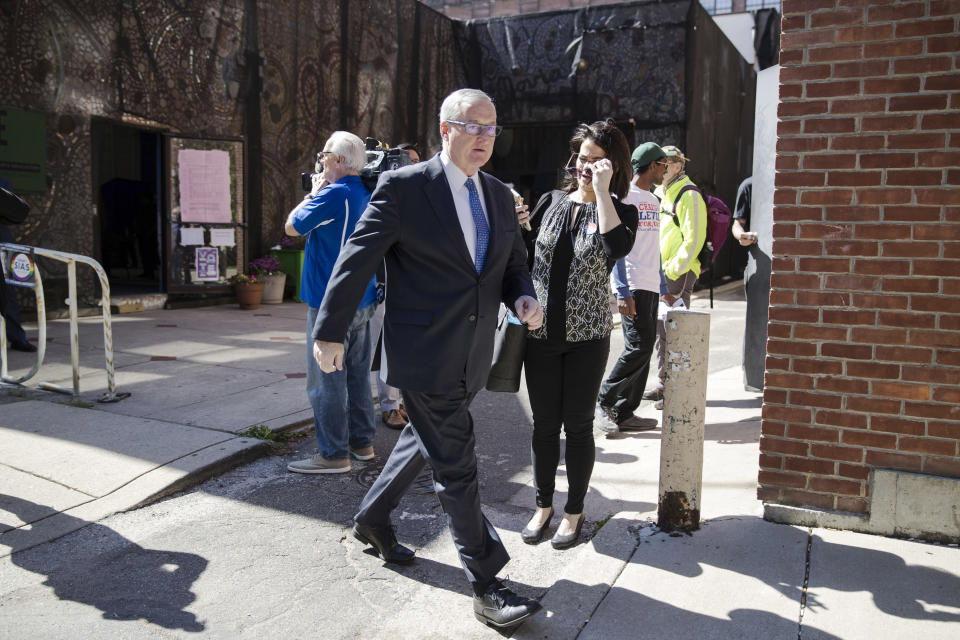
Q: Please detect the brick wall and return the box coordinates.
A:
[759,0,960,516]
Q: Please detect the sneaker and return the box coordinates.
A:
[619,415,659,431]
[596,404,620,434]
[287,454,351,474]
[642,386,664,401]
[350,446,375,461]
[382,409,406,429]
[655,399,664,411]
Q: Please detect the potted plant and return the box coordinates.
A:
[231,272,265,310]
[271,235,305,302]
[250,254,287,304]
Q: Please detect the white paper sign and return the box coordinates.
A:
[210,228,236,247]
[178,149,233,223]
[180,227,204,246]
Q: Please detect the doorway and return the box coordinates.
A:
[91,119,163,295]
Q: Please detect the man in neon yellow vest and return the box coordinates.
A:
[643,145,706,406]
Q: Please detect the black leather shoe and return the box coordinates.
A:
[550,513,585,550]
[521,507,553,544]
[9,340,37,353]
[352,522,415,564]
[473,579,542,629]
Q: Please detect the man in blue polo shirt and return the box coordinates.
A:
[284,131,378,474]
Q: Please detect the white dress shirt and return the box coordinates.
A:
[440,151,489,264]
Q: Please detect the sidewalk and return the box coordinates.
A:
[1,297,958,638]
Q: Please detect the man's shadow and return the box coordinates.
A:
[1,494,207,632]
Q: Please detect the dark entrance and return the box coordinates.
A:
[91,119,163,295]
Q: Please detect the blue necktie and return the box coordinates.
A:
[465,178,490,273]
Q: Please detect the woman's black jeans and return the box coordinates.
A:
[524,335,610,515]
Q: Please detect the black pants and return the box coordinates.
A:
[598,289,659,423]
[354,383,509,586]
[524,335,610,515]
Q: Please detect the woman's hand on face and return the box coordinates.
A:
[589,158,613,193]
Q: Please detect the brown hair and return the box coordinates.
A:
[561,119,632,200]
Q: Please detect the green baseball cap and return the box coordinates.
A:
[631,142,666,171]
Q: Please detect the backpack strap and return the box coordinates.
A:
[668,184,702,231]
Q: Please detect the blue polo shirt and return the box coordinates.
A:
[290,175,377,310]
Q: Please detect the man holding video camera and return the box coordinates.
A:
[284,131,378,474]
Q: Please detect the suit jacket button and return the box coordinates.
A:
[468,314,477,322]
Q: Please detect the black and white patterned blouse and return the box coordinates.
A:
[523,190,638,343]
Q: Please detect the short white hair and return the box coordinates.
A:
[325,131,366,172]
[438,88,494,124]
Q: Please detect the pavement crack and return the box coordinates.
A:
[797,527,813,640]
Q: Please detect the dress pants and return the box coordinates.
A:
[354,382,509,586]
[598,289,659,422]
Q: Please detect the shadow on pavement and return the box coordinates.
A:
[1,494,207,632]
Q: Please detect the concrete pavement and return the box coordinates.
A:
[1,290,958,639]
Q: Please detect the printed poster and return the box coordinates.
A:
[178,149,232,223]
[195,247,220,281]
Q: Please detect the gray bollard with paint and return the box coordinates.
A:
[657,309,710,532]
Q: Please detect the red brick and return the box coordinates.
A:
[787,423,841,444]
[793,391,844,410]
[795,358,845,375]
[882,242,942,258]
[837,497,869,514]
[860,153,916,169]
[759,470,807,489]
[806,119,858,135]
[785,456,837,474]
[882,277,939,294]
[861,115,917,132]
[941,316,960,330]
[811,443,864,463]
[914,227,960,242]
[781,65,833,82]
[757,486,781,502]
[915,297,960,314]
[912,330,960,349]
[766,372,816,390]
[865,449,923,472]
[798,257,851,272]
[853,259,911,276]
[779,137,830,153]
[807,80,863,99]
[842,429,897,449]
[923,456,960,478]
[809,44,864,63]
[780,101,830,118]
[778,155,801,171]
[886,169,943,186]
[862,77,921,95]
[817,410,869,429]
[762,420,787,437]
[772,205,819,221]
[781,29,838,50]
[761,436,809,456]
[795,325,848,341]
[850,327,908,345]
[858,189,912,205]
[931,0,960,16]
[822,309,876,326]
[816,376,868,394]
[902,365,959,384]
[772,239,825,256]
[832,135,886,151]
[828,172,883,187]
[775,189,799,205]
[933,387,960,403]
[899,437,957,456]
[780,51,805,67]
[888,133,947,150]
[923,113,960,130]
[767,323,792,339]
[767,339,819,358]
[927,35,960,54]
[850,293,910,310]
[796,291,853,307]
[904,401,960,420]
[928,421,960,439]
[836,24,894,43]
[872,380,931,401]
[845,361,901,379]
[917,190,960,206]
[867,2,927,22]
[896,18,957,38]
[896,57,954,75]
[780,489,836,510]
[800,190,856,206]
[779,119,803,136]
[824,206,881,222]
[830,97,887,115]
[919,151,960,167]
[879,312,936,329]
[875,345,933,363]
[824,274,879,291]
[890,94,949,112]
[838,462,872,480]
[769,290,795,305]
[764,404,814,423]
[797,222,851,239]
[854,225,911,240]
[833,60,890,79]
[925,73,960,92]
[778,172,828,187]
[883,206,942,222]
[810,9,865,29]
[770,273,821,289]
[871,416,924,435]
[804,154,858,170]
[938,350,960,366]
[848,395,903,414]
[823,240,880,257]
[809,475,863,495]
[863,39,924,58]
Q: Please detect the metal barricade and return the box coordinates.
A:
[0,242,129,402]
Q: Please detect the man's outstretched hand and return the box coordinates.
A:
[514,295,544,330]
[313,340,345,373]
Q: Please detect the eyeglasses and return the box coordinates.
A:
[317,151,340,162]
[655,161,670,167]
[446,120,503,137]
[564,152,606,177]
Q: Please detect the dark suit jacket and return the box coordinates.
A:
[313,154,535,394]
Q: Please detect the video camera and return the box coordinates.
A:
[300,138,413,192]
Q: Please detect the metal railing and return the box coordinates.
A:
[1,243,129,402]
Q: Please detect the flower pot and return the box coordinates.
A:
[261,273,286,304]
[235,282,265,310]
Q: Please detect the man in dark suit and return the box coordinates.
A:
[312,88,544,629]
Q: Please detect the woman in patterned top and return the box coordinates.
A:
[519,120,638,549]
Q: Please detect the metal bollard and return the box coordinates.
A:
[657,309,710,532]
